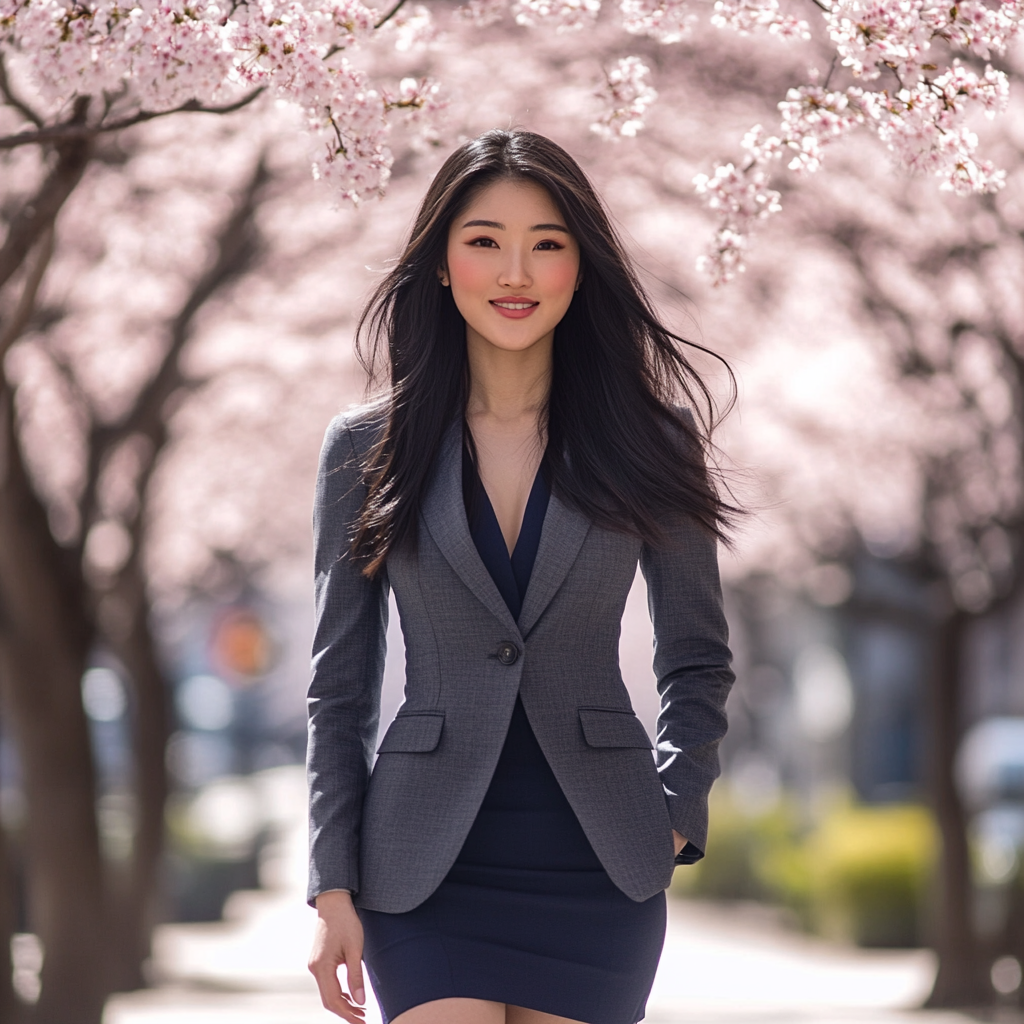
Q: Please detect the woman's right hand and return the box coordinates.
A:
[309,890,366,1022]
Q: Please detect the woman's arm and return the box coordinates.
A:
[309,890,366,1022]
[307,413,389,904]
[641,512,734,862]
[640,412,735,863]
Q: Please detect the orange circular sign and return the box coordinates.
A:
[211,609,273,681]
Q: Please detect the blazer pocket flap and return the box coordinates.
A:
[578,708,653,749]
[377,712,445,753]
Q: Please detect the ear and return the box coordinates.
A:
[438,266,450,287]
[574,274,582,292]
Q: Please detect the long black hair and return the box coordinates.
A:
[351,128,740,577]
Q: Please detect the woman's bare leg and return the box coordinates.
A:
[391,998,506,1024]
[506,1007,589,1024]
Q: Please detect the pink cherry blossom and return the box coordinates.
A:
[687,0,1022,282]
[592,55,657,138]
[454,0,508,25]
[621,0,698,43]
[511,0,601,31]
[710,0,810,39]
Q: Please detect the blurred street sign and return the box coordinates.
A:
[210,608,274,683]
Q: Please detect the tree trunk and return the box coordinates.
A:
[0,387,108,1024]
[103,547,171,993]
[0,817,23,1023]
[925,607,992,1007]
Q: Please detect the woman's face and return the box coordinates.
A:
[444,178,581,357]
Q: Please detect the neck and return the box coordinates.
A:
[465,328,553,424]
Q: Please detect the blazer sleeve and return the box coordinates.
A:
[306,413,389,905]
[639,411,735,866]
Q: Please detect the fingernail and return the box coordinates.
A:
[355,987,365,1005]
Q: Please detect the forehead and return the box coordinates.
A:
[457,178,564,225]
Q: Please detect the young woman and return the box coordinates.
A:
[306,129,737,1024]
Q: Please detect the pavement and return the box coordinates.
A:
[101,768,1007,1024]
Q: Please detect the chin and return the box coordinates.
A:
[486,335,548,354]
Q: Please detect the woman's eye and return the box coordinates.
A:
[468,237,498,248]
[535,240,564,251]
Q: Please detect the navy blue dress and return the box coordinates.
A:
[359,444,666,1024]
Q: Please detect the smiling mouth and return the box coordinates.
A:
[491,300,539,310]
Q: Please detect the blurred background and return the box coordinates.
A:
[2,4,1024,1023]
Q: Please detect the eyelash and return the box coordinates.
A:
[467,238,565,251]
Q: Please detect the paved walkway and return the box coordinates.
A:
[101,769,991,1024]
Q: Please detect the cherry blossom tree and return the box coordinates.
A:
[0,128,273,1023]
[781,163,1024,1009]
[0,70,439,1016]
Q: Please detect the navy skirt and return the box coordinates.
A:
[359,697,667,1023]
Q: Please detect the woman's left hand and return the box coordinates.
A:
[672,830,688,857]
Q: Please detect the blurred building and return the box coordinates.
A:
[720,553,936,812]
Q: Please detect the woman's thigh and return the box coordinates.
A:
[506,1007,589,1024]
[391,998,505,1024]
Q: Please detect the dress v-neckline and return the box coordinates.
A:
[462,444,550,623]
[482,466,545,560]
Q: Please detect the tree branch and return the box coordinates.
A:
[375,0,409,28]
[0,227,55,362]
[0,99,92,294]
[0,54,44,129]
[0,87,265,152]
[78,156,270,532]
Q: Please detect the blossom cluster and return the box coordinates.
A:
[0,0,443,203]
[708,0,809,40]
[512,0,601,30]
[621,0,698,42]
[689,0,1021,282]
[591,55,658,138]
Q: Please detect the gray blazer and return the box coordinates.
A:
[307,405,734,914]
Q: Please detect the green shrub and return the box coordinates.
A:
[674,789,937,949]
[671,788,800,902]
[803,803,936,947]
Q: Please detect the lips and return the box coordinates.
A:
[490,297,539,320]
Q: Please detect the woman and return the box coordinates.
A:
[307,129,737,1024]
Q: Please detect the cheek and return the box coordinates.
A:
[540,258,579,300]
[447,249,491,295]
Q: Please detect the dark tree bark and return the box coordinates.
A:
[0,385,107,1024]
[924,607,992,1007]
[0,817,23,1023]
[102,545,173,993]
[0,124,91,294]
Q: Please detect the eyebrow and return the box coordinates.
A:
[461,219,570,233]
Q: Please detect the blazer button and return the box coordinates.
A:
[497,642,519,665]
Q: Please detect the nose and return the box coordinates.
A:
[497,247,531,290]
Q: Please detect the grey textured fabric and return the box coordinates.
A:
[307,405,735,914]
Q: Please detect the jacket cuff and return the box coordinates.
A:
[665,790,710,861]
[307,855,360,908]
[674,840,704,866]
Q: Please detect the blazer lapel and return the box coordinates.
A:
[421,419,523,641]
[517,490,591,638]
